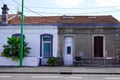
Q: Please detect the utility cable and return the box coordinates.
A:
[1,0,5,4]
[23,9,120,15]
[24,6,120,10]
[12,0,43,16]
[2,0,120,10]
[10,0,120,15]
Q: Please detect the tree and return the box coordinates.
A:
[1,36,31,61]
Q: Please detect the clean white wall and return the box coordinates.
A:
[0,25,58,66]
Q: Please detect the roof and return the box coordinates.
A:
[8,16,61,24]
[60,16,119,24]
[0,15,120,25]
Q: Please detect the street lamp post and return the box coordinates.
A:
[20,0,24,67]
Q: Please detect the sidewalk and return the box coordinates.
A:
[0,66,120,74]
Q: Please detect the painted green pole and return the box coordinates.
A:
[20,0,24,67]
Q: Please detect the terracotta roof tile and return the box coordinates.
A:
[8,16,61,24]
[0,15,120,24]
[60,16,119,24]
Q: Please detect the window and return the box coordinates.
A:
[43,37,51,41]
[12,33,25,38]
[42,35,53,58]
[43,43,51,58]
[67,46,71,54]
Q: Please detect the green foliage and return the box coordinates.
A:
[1,36,31,61]
[47,57,58,66]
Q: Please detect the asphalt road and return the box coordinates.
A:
[0,73,120,80]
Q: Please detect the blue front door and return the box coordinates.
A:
[43,43,51,58]
[41,35,52,65]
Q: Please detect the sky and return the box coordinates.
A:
[0,0,120,21]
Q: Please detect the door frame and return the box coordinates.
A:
[92,34,106,58]
[42,41,51,58]
[63,36,75,65]
[40,34,53,65]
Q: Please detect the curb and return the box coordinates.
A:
[0,72,120,75]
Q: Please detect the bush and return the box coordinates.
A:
[1,36,31,61]
[47,57,58,66]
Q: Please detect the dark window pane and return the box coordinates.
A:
[43,37,51,41]
[43,43,51,58]
[67,46,71,54]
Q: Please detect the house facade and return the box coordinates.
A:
[58,16,120,65]
[58,25,119,65]
[0,5,58,66]
[0,25,58,66]
[0,4,120,66]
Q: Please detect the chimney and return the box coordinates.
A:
[1,4,9,25]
